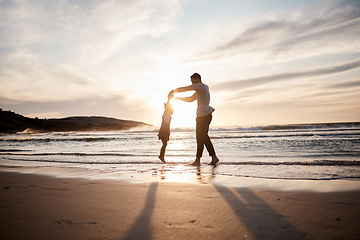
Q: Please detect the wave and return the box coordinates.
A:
[220,160,360,166]
[211,132,360,139]
[3,157,156,165]
[3,156,359,166]
[260,122,360,131]
[1,151,359,159]
[2,131,358,143]
[0,136,154,143]
[0,152,150,157]
[16,132,355,143]
[1,126,359,143]
[250,153,360,158]
[220,173,360,181]
[0,149,32,152]
[0,137,113,143]
[207,123,360,131]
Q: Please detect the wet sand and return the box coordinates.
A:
[1,171,360,240]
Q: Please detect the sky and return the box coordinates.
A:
[0,0,359,128]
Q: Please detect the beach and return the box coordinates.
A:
[1,169,360,240]
[1,125,359,239]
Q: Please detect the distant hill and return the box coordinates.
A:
[0,109,152,134]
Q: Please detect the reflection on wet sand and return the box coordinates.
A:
[196,165,217,184]
[154,164,217,184]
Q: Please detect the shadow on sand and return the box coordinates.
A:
[123,167,308,239]
[123,182,158,240]
[214,185,309,240]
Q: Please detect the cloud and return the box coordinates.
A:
[213,59,360,92]
[0,48,97,101]
[206,0,360,62]
[0,0,181,99]
[0,0,180,65]
[327,79,360,89]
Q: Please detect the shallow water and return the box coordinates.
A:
[1,124,359,181]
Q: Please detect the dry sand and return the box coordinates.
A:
[1,171,360,240]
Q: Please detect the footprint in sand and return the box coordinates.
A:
[82,222,98,226]
[56,220,97,226]
[56,219,72,225]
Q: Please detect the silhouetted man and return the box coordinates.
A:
[169,73,219,166]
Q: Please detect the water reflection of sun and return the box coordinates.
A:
[166,131,194,163]
[160,165,193,182]
[157,165,216,184]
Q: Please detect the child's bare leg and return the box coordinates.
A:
[159,140,167,163]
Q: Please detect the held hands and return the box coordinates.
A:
[168,90,180,101]
[167,90,184,102]
[168,90,174,101]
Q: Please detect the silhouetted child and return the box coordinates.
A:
[158,98,173,163]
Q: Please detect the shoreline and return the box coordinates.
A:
[1,165,360,192]
[1,170,360,240]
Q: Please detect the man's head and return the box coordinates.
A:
[191,73,201,84]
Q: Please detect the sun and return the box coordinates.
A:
[145,55,199,128]
[170,99,197,128]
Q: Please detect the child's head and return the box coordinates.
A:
[164,102,173,115]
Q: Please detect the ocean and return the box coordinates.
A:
[0,123,359,182]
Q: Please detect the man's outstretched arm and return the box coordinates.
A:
[175,93,196,102]
[171,84,197,94]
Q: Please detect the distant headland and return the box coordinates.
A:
[0,109,152,134]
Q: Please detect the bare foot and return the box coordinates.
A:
[158,156,166,163]
[189,158,201,166]
[209,155,219,166]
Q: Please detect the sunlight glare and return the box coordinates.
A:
[170,99,197,128]
[158,165,198,183]
[157,165,216,184]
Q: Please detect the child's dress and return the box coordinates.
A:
[158,109,171,142]
[158,102,173,163]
